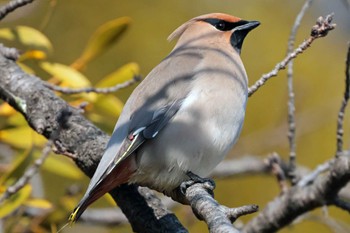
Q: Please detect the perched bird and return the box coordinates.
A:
[69,13,259,222]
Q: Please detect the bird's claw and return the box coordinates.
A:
[180,171,216,195]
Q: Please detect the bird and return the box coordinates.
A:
[69,12,260,223]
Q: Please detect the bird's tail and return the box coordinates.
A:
[68,194,94,224]
[68,155,137,224]
[68,206,81,224]
[69,208,80,224]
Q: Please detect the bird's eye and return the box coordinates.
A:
[203,19,235,31]
[215,21,226,31]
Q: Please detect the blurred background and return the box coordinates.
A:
[0,0,349,232]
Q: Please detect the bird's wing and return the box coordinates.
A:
[103,98,184,176]
[143,100,183,139]
[69,47,202,223]
[68,99,185,223]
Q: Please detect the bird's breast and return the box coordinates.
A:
[130,71,247,193]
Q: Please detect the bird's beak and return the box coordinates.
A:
[230,20,260,54]
[235,20,260,32]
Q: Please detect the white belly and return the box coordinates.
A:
[130,78,247,193]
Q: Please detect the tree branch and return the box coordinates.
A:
[184,181,258,233]
[0,0,34,21]
[243,155,350,233]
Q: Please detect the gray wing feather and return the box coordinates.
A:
[143,100,183,139]
[84,117,130,196]
[84,47,201,196]
[84,100,183,197]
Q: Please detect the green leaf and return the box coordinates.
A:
[0,184,32,218]
[73,17,131,69]
[96,62,140,88]
[40,62,91,88]
[0,26,52,52]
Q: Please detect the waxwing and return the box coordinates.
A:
[69,13,260,222]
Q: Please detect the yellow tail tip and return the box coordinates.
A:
[68,207,80,225]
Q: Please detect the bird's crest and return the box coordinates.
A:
[167,13,241,41]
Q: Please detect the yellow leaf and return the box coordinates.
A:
[0,27,14,40]
[0,103,16,116]
[0,26,52,52]
[7,113,27,126]
[40,62,98,102]
[0,148,33,185]
[87,112,103,122]
[0,184,32,218]
[72,17,131,69]
[60,195,79,211]
[94,95,124,117]
[24,198,53,210]
[20,50,47,61]
[40,62,91,88]
[17,26,52,51]
[41,154,83,180]
[96,62,140,88]
[0,126,46,148]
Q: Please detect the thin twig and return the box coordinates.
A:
[248,13,336,97]
[44,75,141,94]
[211,156,270,178]
[0,108,71,203]
[306,215,350,233]
[297,160,332,187]
[286,0,314,185]
[225,205,259,222]
[0,141,52,203]
[265,154,288,193]
[0,0,34,21]
[336,43,350,157]
[39,0,57,31]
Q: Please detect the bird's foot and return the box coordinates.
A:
[180,171,216,196]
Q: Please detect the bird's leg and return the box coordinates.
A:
[186,171,216,188]
[179,171,216,196]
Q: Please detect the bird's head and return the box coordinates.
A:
[168,13,260,54]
